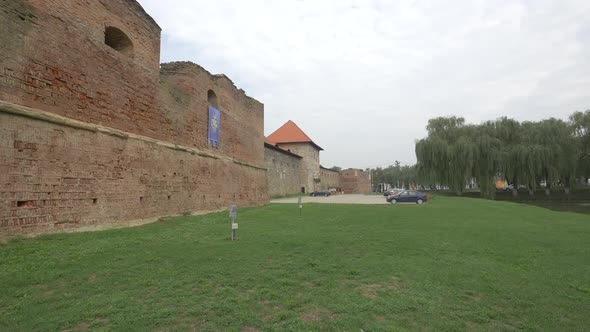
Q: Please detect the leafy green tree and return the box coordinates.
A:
[526,119,577,195]
[416,117,477,195]
[570,110,590,183]
[472,122,501,199]
[495,117,523,197]
[415,114,582,199]
[368,163,419,191]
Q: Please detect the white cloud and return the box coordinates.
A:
[139,0,590,168]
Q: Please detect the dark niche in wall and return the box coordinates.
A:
[105,26,134,56]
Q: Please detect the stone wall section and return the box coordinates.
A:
[264,144,302,197]
[274,143,320,193]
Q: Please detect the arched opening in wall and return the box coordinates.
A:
[104,26,134,56]
[207,89,218,109]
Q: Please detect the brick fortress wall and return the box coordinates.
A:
[340,169,370,194]
[319,167,340,191]
[0,0,162,136]
[159,62,264,166]
[0,0,267,237]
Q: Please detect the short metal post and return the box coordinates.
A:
[229,204,238,241]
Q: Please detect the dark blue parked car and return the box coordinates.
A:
[310,190,331,197]
[386,190,427,204]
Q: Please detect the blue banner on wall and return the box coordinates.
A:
[208,105,220,148]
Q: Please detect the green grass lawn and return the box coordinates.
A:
[1,197,589,331]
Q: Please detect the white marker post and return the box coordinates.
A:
[231,222,238,240]
[229,204,237,241]
[298,195,302,216]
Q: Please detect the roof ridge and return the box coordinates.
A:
[266,120,323,150]
[267,120,311,142]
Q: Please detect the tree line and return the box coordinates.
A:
[368,161,418,191]
[414,110,590,198]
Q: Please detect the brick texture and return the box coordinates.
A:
[0,0,268,237]
[0,107,267,237]
[340,169,370,194]
[159,62,264,166]
[0,0,162,137]
[319,167,341,191]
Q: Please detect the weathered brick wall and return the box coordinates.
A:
[275,143,320,194]
[264,144,302,197]
[0,0,163,138]
[319,167,341,190]
[340,169,370,194]
[159,62,264,166]
[0,1,268,237]
[0,104,267,237]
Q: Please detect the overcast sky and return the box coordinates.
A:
[140,0,590,169]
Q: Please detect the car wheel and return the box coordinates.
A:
[325,193,329,197]
[311,193,315,197]
[390,199,397,204]
[417,199,424,205]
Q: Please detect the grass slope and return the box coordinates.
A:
[1,197,589,331]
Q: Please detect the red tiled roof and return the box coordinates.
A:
[266,120,323,150]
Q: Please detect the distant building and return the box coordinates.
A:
[266,121,323,194]
[264,121,370,196]
[339,169,371,194]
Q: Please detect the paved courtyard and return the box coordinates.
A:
[271,194,388,205]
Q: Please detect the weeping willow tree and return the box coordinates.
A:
[551,120,578,193]
[524,119,577,195]
[416,117,477,196]
[495,117,523,197]
[416,137,450,191]
[447,136,477,195]
[416,114,585,199]
[570,111,590,181]
[416,137,479,197]
[473,123,501,199]
[520,144,545,195]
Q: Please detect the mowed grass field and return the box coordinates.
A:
[1,197,589,331]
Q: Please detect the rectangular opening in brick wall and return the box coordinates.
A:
[17,200,35,208]
[93,198,98,204]
[167,195,171,200]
